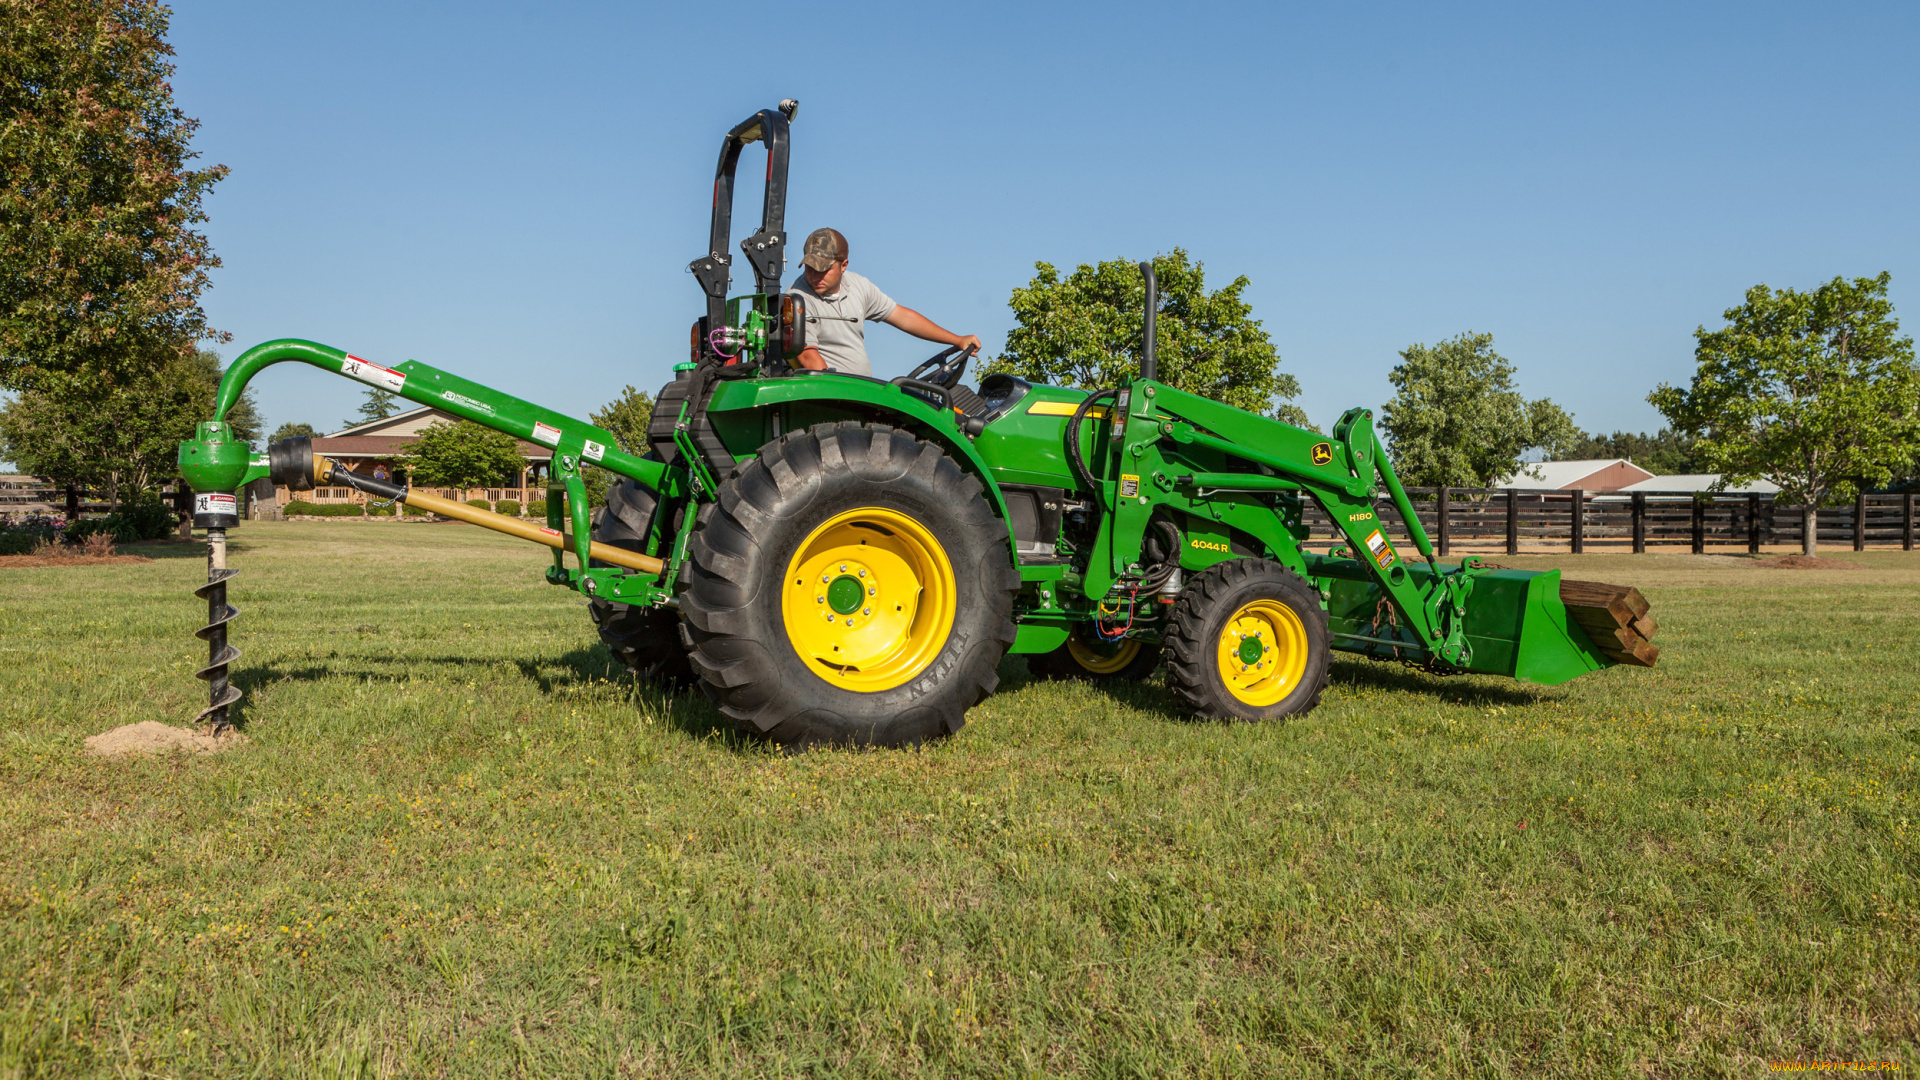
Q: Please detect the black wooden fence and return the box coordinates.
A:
[1298,489,1918,554]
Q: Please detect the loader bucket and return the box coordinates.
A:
[1305,556,1646,685]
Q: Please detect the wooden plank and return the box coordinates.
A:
[1630,612,1658,640]
[1572,617,1641,652]
[1600,638,1660,667]
[1560,579,1650,620]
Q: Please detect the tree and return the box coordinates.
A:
[1567,429,1700,475]
[2,0,227,393]
[400,420,529,491]
[1380,332,1584,488]
[1273,402,1318,433]
[269,421,318,444]
[590,385,655,454]
[0,347,256,507]
[347,387,399,427]
[1650,273,1919,555]
[985,249,1300,415]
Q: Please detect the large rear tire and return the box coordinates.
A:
[1164,558,1330,721]
[587,477,694,686]
[679,422,1019,748]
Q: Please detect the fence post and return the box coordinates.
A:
[1748,493,1761,554]
[1569,489,1584,554]
[1437,486,1450,556]
[1631,492,1645,553]
[1855,492,1867,552]
[1691,496,1705,554]
[1506,489,1518,556]
[1906,492,1915,552]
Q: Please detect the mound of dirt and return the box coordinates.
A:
[85,721,248,758]
[1754,554,1863,570]
[0,553,152,568]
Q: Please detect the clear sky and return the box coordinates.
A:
[166,0,1920,441]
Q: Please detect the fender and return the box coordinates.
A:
[704,374,1017,556]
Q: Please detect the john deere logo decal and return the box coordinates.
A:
[1310,442,1333,466]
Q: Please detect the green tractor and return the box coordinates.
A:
[178,102,1654,747]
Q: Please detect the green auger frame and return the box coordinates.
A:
[179,101,1644,744]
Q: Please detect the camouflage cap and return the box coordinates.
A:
[800,227,848,272]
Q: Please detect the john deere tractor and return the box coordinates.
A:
[178,102,1651,748]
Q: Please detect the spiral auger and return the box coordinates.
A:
[194,529,241,732]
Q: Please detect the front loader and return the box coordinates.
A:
[178,101,1655,747]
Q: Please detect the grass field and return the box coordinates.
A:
[2,520,1916,1078]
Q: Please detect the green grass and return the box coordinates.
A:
[2,522,1916,1077]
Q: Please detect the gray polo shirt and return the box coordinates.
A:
[788,269,896,376]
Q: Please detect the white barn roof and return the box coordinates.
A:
[1617,474,1781,494]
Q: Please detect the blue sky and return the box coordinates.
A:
[168,0,1920,440]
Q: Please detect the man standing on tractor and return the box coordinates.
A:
[789,228,982,376]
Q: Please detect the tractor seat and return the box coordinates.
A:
[947,384,991,420]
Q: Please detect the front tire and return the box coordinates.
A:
[679,422,1019,748]
[1164,558,1330,721]
[1028,630,1161,682]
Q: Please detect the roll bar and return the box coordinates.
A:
[689,101,797,330]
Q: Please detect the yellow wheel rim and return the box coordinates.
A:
[1066,635,1142,675]
[1215,598,1309,707]
[781,507,956,692]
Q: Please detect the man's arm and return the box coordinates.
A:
[794,347,827,370]
[883,305,982,355]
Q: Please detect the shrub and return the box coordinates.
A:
[66,492,176,544]
[526,499,548,519]
[494,499,520,517]
[466,498,491,511]
[0,514,64,554]
[283,500,364,517]
[366,503,395,516]
[402,502,431,516]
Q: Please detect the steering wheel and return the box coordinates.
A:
[903,344,977,389]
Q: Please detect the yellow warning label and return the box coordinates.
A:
[1120,474,1140,498]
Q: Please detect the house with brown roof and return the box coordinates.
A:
[279,407,552,511]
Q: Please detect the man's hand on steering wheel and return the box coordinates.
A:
[905,342,979,388]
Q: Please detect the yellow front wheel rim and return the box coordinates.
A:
[1215,599,1309,707]
[1066,636,1142,675]
[781,507,957,692]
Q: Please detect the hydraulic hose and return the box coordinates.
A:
[1066,388,1121,499]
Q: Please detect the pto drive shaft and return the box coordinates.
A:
[267,437,662,574]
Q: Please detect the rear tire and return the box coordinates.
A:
[679,422,1019,749]
[1164,558,1329,721]
[587,477,693,686]
[1028,630,1161,681]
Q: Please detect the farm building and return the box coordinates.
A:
[1491,459,1655,492]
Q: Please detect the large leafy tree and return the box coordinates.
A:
[985,249,1301,415]
[268,421,318,443]
[400,420,528,491]
[0,348,257,507]
[1649,272,1919,555]
[1,0,227,393]
[1380,332,1583,488]
[590,385,654,454]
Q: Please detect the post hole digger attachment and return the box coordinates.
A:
[178,101,1656,745]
